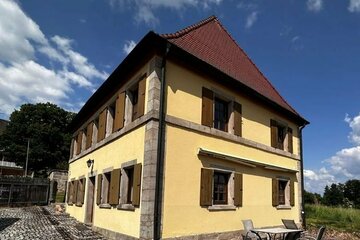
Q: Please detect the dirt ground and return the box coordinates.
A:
[307,226,360,240]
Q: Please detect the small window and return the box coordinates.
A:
[107,103,115,135]
[130,87,139,122]
[214,98,229,132]
[94,117,99,142]
[271,119,290,151]
[272,178,294,207]
[103,172,111,204]
[277,125,286,150]
[124,167,134,204]
[213,171,230,205]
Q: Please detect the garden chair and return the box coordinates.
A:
[241,219,267,240]
[282,219,302,240]
[296,226,326,240]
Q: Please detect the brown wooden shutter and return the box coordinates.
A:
[109,168,121,205]
[97,110,107,142]
[233,102,242,137]
[114,92,126,132]
[287,127,293,154]
[86,122,93,149]
[272,178,279,206]
[96,174,102,205]
[201,87,214,127]
[81,178,86,204]
[132,163,142,206]
[234,173,243,207]
[290,180,295,206]
[67,181,73,203]
[270,119,278,148]
[76,132,82,155]
[200,168,213,206]
[137,77,146,119]
[73,180,79,204]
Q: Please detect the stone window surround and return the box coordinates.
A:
[99,167,113,209]
[275,176,291,209]
[75,175,86,207]
[205,166,236,211]
[117,159,137,211]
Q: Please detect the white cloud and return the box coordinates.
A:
[349,0,360,12]
[123,40,137,55]
[109,0,223,25]
[307,0,323,12]
[345,113,360,145]
[291,36,300,43]
[304,113,360,194]
[0,0,108,116]
[245,11,258,29]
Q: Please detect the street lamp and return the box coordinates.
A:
[86,159,94,168]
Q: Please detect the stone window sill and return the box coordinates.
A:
[208,205,236,211]
[75,203,83,207]
[276,205,292,210]
[117,204,135,211]
[99,203,112,209]
[67,203,74,206]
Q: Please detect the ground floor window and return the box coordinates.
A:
[272,178,295,207]
[213,171,230,205]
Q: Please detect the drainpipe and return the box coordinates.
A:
[299,124,307,230]
[154,42,171,240]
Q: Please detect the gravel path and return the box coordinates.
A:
[0,206,107,240]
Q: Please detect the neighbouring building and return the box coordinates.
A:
[66,16,309,240]
[0,119,9,135]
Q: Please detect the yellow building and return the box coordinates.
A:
[66,16,309,240]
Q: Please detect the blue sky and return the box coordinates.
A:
[1,0,360,194]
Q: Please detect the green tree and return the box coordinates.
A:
[344,179,360,208]
[323,183,344,206]
[0,103,75,176]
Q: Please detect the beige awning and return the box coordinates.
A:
[198,148,298,173]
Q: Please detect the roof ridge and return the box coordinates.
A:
[161,15,217,39]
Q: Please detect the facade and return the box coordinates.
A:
[66,16,308,240]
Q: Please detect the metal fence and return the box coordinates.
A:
[0,176,49,206]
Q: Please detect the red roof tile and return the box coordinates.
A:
[161,16,300,117]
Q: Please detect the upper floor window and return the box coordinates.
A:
[214,98,229,131]
[270,119,293,153]
[201,87,242,136]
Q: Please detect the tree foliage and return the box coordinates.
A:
[0,103,75,176]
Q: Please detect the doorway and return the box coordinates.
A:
[85,176,95,224]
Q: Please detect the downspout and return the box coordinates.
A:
[299,124,307,230]
[154,42,171,240]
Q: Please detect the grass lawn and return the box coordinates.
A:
[305,204,360,233]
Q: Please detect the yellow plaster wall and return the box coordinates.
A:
[166,61,300,156]
[162,125,300,238]
[67,125,146,238]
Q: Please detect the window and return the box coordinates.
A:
[76,178,86,206]
[128,77,146,122]
[214,98,229,131]
[120,163,142,207]
[200,168,243,208]
[213,171,230,205]
[272,178,295,207]
[102,172,111,204]
[107,103,115,136]
[270,119,293,153]
[201,87,242,136]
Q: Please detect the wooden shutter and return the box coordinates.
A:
[76,132,82,155]
[109,168,121,205]
[73,180,79,204]
[132,163,142,206]
[270,120,278,148]
[81,178,86,204]
[67,181,73,203]
[86,122,93,149]
[290,180,295,206]
[234,173,243,207]
[201,87,214,127]
[272,178,279,206]
[287,127,293,153]
[233,102,242,137]
[200,168,213,206]
[96,174,102,205]
[97,110,107,142]
[137,77,146,119]
[114,92,126,132]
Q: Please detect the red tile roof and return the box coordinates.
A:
[161,16,301,118]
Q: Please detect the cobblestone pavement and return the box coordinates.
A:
[0,206,107,240]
